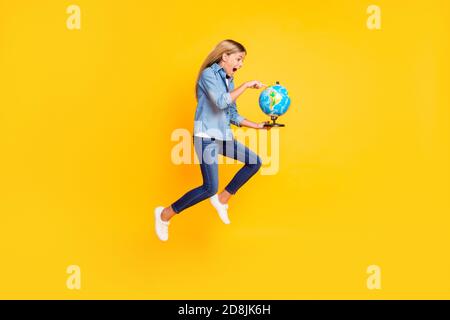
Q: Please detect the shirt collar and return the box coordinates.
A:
[211,62,234,82]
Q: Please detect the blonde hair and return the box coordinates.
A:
[196,39,247,99]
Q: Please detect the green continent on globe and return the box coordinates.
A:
[259,84,291,117]
[269,90,282,111]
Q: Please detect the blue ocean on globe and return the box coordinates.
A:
[259,84,291,117]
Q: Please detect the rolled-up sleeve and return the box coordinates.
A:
[199,69,233,110]
[229,103,245,127]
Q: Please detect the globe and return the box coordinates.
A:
[259,82,291,127]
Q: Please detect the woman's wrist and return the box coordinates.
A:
[239,119,270,129]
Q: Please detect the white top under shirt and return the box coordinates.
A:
[194,77,230,139]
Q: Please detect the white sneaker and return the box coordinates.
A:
[209,194,230,224]
[154,206,170,241]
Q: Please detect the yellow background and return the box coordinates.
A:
[1,0,449,299]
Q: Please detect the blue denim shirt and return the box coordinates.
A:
[193,63,245,141]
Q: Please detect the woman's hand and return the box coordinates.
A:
[257,121,272,130]
[246,80,267,89]
[240,119,271,129]
[230,81,267,103]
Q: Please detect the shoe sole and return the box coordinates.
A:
[154,206,168,241]
[209,198,231,225]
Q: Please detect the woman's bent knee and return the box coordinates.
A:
[203,183,218,198]
[251,156,262,172]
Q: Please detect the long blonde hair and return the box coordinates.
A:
[196,39,247,99]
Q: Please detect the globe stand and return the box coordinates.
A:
[263,116,285,127]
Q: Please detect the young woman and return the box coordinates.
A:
[154,39,270,241]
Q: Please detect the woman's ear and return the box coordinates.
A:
[222,53,229,62]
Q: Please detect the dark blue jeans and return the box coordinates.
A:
[171,136,262,214]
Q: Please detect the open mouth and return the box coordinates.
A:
[232,67,237,72]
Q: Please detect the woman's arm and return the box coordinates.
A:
[240,118,271,129]
[230,80,265,102]
[230,81,269,129]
